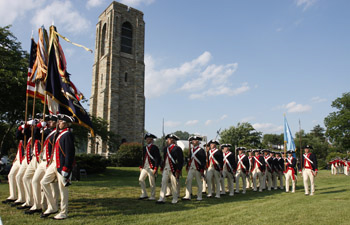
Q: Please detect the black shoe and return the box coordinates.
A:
[40,211,58,218]
[182,197,191,201]
[155,201,165,204]
[11,202,24,207]
[165,195,171,197]
[2,199,16,204]
[138,196,148,200]
[25,209,42,214]
[17,205,31,210]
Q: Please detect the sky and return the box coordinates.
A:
[1,0,350,140]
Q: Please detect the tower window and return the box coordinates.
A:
[121,22,132,54]
[101,23,107,56]
[124,72,128,82]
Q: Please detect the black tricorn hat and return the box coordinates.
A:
[221,143,232,148]
[304,145,313,149]
[35,113,43,119]
[188,136,203,141]
[262,149,271,153]
[144,133,157,139]
[253,149,260,153]
[57,114,75,123]
[236,147,247,151]
[208,139,220,145]
[287,150,295,154]
[48,115,58,122]
[165,133,179,141]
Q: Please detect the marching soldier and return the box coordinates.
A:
[183,136,206,201]
[157,134,183,204]
[235,147,249,194]
[246,149,253,189]
[221,144,236,196]
[40,114,75,219]
[329,158,337,175]
[2,123,26,205]
[26,115,59,214]
[284,150,297,193]
[138,133,161,201]
[299,145,318,196]
[202,143,209,194]
[251,149,265,192]
[275,152,284,190]
[15,119,36,210]
[21,114,46,211]
[206,140,223,198]
[262,149,273,191]
[345,158,349,176]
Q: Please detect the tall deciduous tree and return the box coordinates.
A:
[324,92,350,152]
[219,122,262,148]
[0,25,29,155]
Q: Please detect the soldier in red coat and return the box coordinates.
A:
[183,136,206,201]
[299,145,318,196]
[138,133,161,200]
[40,114,75,219]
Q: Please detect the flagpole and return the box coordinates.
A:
[299,119,302,169]
[283,114,286,171]
[23,86,29,148]
[30,82,38,150]
[40,93,47,154]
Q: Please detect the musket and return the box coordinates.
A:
[299,119,302,171]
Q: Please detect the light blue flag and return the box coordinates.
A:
[284,116,296,151]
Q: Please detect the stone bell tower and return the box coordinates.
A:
[88,1,145,155]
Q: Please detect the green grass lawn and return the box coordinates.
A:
[0,168,349,225]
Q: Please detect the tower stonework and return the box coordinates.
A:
[88,1,145,155]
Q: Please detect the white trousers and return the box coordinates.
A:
[185,168,203,199]
[252,168,263,192]
[263,171,272,190]
[331,164,336,175]
[221,170,234,195]
[235,169,246,193]
[138,167,156,198]
[302,169,315,195]
[23,158,38,206]
[7,160,21,200]
[41,160,69,217]
[159,168,178,202]
[344,165,349,176]
[15,158,28,203]
[31,161,59,210]
[206,167,220,197]
[285,170,295,193]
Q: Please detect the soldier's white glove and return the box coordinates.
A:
[41,122,47,127]
[62,171,69,178]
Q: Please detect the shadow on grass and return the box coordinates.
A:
[319,189,348,194]
[69,188,287,217]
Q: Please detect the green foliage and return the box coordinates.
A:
[74,154,110,174]
[262,133,284,148]
[113,143,142,167]
[324,92,350,152]
[173,130,191,140]
[219,122,262,148]
[0,25,29,155]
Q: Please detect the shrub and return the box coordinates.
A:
[75,154,110,174]
[114,142,142,167]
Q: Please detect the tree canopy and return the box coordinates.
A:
[219,122,262,148]
[324,92,350,152]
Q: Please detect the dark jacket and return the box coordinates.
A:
[140,144,161,170]
[161,144,184,175]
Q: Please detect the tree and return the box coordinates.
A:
[219,122,262,148]
[0,25,29,155]
[310,124,326,142]
[324,92,350,152]
[262,133,284,149]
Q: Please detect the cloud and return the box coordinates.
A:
[119,0,155,7]
[86,0,105,9]
[311,96,327,103]
[241,116,255,123]
[164,120,181,128]
[185,120,199,126]
[0,0,46,26]
[31,1,90,34]
[220,115,228,120]
[277,101,312,113]
[205,120,212,126]
[145,51,249,99]
[295,0,317,11]
[145,51,212,98]
[253,123,283,133]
